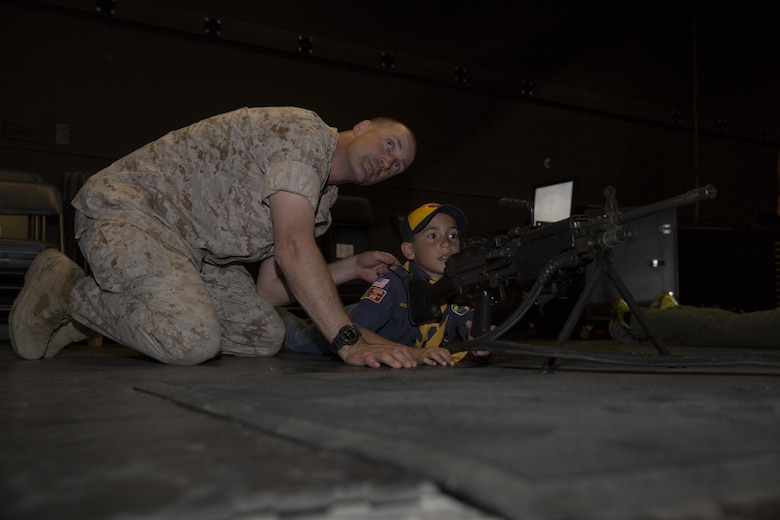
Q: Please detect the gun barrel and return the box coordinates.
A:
[614,184,717,225]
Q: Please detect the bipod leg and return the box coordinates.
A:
[541,265,604,373]
[603,264,671,356]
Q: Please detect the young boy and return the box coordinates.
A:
[281,202,481,361]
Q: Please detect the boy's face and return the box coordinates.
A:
[401,212,461,281]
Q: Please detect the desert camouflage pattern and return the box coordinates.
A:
[69,107,339,364]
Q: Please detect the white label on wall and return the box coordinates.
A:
[336,243,354,259]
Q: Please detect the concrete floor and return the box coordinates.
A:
[2,335,780,520]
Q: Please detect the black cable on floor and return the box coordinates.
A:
[465,339,780,369]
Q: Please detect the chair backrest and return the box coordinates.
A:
[0,180,64,250]
[0,169,46,183]
[0,181,63,216]
[323,196,375,262]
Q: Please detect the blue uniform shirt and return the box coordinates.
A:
[349,261,473,350]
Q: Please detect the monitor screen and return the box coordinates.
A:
[533,179,574,225]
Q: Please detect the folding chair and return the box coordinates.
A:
[0,177,65,334]
[0,180,64,262]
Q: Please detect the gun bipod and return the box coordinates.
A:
[540,249,670,373]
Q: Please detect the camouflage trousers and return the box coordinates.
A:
[70,212,284,365]
[644,305,780,348]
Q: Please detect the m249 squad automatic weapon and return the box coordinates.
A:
[406,184,718,357]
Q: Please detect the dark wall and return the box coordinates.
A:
[2,0,778,255]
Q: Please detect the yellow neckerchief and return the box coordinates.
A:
[403,261,468,363]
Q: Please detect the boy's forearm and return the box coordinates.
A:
[326,256,360,286]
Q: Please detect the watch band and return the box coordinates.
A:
[330,324,361,353]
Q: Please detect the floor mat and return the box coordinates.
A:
[135,358,780,520]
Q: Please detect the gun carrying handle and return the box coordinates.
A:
[471,289,492,338]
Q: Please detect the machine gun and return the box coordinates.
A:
[406,185,718,359]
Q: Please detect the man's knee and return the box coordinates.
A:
[158,340,221,365]
[146,314,223,365]
[258,309,286,354]
[221,310,286,357]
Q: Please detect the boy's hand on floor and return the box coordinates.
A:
[410,346,455,366]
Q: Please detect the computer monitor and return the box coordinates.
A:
[533,179,575,225]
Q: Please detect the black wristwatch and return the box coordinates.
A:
[330,324,361,353]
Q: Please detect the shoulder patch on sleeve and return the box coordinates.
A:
[362,286,388,303]
[450,303,470,316]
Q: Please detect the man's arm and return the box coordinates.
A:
[254,244,400,306]
[257,191,421,368]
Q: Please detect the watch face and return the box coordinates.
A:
[331,325,361,352]
[342,326,358,342]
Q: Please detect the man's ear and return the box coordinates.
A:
[352,120,373,135]
[400,241,415,260]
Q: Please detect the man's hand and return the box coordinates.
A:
[352,250,401,283]
[338,338,418,368]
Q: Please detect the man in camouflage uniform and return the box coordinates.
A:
[10,107,454,368]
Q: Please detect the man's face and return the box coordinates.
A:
[348,122,416,185]
[403,213,460,281]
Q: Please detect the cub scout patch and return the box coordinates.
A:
[450,303,470,316]
[362,286,387,303]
